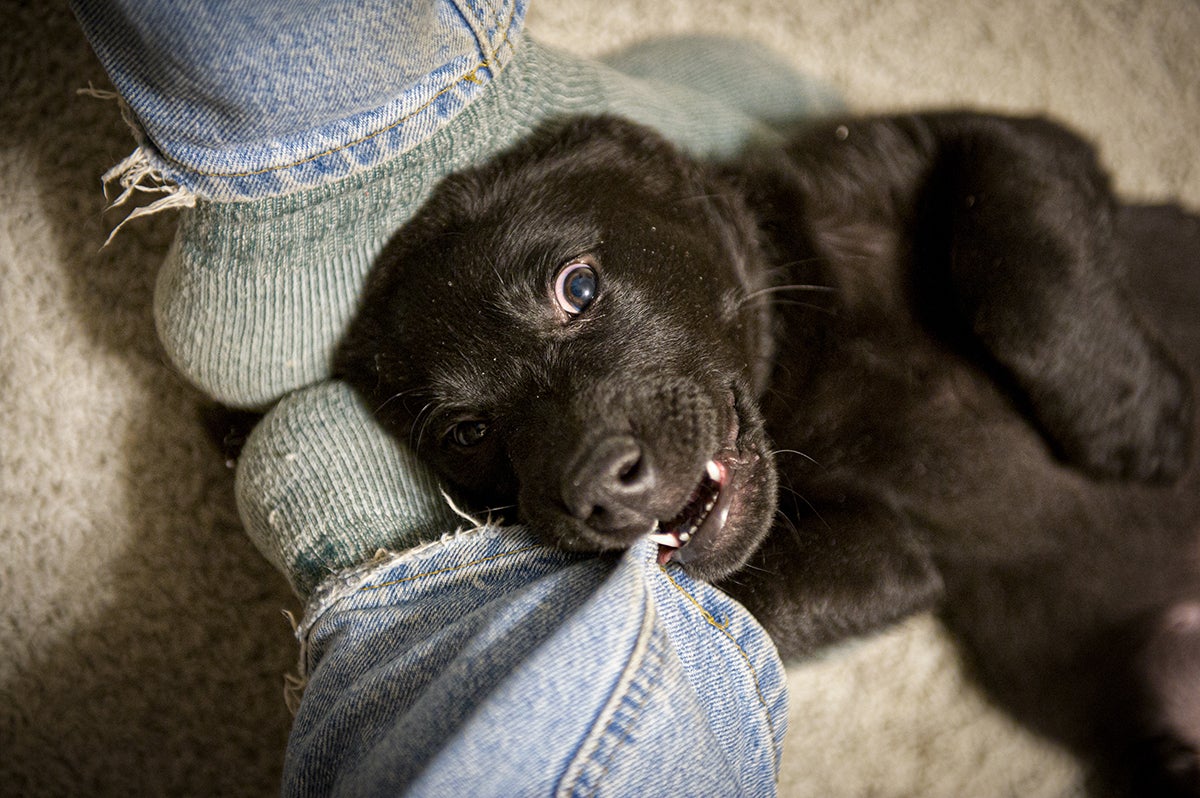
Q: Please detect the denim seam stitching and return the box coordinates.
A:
[158,23,515,180]
[577,631,665,798]
[449,0,496,62]
[555,584,659,798]
[356,542,545,592]
[659,565,779,745]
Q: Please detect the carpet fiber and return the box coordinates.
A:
[3,1,1197,795]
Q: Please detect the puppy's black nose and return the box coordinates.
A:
[563,435,658,537]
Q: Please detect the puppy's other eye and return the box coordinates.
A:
[449,419,490,448]
[554,261,598,315]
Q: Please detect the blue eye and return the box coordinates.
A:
[554,261,598,315]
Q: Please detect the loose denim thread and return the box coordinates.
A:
[358,543,547,593]
[80,86,199,247]
[281,608,308,715]
[98,147,198,247]
[440,486,494,529]
[659,565,779,747]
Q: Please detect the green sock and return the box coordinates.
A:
[235,380,468,600]
[154,35,839,409]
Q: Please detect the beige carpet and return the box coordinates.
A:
[3,1,1197,795]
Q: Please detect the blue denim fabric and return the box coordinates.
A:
[70,0,524,199]
[292,528,787,796]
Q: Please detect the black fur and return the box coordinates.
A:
[337,113,1200,796]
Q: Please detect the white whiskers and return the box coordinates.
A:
[735,282,836,313]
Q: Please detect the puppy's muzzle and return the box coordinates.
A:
[562,434,660,539]
[512,375,732,556]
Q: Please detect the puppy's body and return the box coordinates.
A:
[338,114,1200,795]
[730,115,1200,796]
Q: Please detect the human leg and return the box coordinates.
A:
[238,385,787,796]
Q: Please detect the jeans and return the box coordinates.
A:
[294,529,786,796]
[72,0,525,199]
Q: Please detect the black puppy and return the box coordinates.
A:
[337,113,1200,796]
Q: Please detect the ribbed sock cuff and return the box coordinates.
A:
[235,381,467,599]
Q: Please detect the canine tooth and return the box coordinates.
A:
[706,460,721,481]
[649,532,683,548]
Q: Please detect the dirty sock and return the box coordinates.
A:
[235,380,469,600]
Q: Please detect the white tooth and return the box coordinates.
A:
[679,531,692,543]
[706,460,721,481]
[649,533,683,547]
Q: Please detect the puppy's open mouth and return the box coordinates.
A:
[649,458,732,565]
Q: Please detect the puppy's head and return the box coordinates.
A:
[337,116,777,580]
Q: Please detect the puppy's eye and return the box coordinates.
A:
[448,419,490,448]
[554,261,598,315]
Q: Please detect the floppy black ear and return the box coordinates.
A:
[334,217,404,394]
[333,211,432,424]
[334,145,493,394]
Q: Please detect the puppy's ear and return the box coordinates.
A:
[335,155,491,392]
[334,285,393,407]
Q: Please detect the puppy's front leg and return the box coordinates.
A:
[916,114,1193,483]
[718,499,943,660]
[754,113,1193,483]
